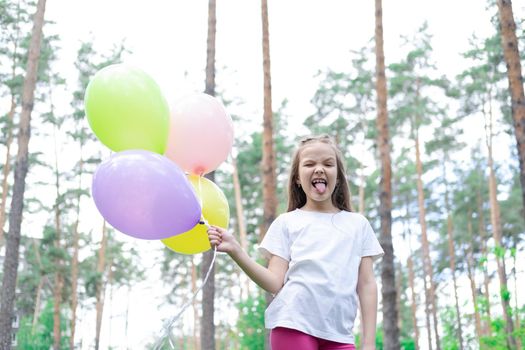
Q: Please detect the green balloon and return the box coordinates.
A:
[84,64,169,154]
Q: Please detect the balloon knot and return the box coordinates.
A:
[194,166,206,176]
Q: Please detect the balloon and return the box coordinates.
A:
[84,64,170,154]
[162,175,229,254]
[164,93,234,175]
[92,150,201,240]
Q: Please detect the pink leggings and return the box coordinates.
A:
[270,327,356,350]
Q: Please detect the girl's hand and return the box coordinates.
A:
[207,225,239,255]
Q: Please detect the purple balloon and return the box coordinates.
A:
[92,150,201,239]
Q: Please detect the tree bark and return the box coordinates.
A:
[477,185,492,334]
[232,156,250,296]
[0,0,22,247]
[95,221,108,350]
[407,256,420,350]
[412,77,440,350]
[261,1,277,349]
[403,199,420,350]
[191,258,200,350]
[374,2,400,348]
[466,211,483,346]
[446,214,464,350]
[497,0,525,225]
[485,93,516,348]
[0,0,47,347]
[204,0,216,97]
[512,244,522,350]
[30,238,48,331]
[415,130,440,350]
[260,0,277,237]
[70,155,83,349]
[52,113,63,350]
[201,1,217,349]
[443,161,464,350]
[0,99,15,247]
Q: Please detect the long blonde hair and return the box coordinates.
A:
[286,135,352,212]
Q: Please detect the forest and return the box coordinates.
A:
[0,0,524,349]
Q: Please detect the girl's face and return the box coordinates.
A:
[296,142,339,212]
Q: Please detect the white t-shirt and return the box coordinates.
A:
[258,209,384,344]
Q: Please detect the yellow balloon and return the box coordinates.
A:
[161,175,229,254]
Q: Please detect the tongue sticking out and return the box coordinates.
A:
[313,182,327,194]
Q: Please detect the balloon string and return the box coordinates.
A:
[153,175,215,349]
[153,237,217,350]
[198,175,205,222]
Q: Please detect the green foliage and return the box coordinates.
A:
[355,325,384,349]
[493,245,506,259]
[16,300,70,349]
[480,317,509,349]
[400,337,416,350]
[236,292,265,349]
[500,287,511,302]
[440,306,460,350]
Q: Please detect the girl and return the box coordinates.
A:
[208,135,383,350]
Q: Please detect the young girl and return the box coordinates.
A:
[207,135,383,350]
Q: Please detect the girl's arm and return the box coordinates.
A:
[208,225,289,294]
[357,256,378,350]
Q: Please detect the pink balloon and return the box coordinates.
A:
[164,93,234,175]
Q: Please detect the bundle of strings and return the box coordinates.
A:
[153,175,217,349]
[153,230,217,349]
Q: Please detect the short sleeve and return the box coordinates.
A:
[361,218,384,261]
[258,215,290,261]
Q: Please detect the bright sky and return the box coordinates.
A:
[36,0,525,348]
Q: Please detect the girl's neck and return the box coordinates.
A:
[300,201,340,213]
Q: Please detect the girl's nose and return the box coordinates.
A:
[314,167,324,174]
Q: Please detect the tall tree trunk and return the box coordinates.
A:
[201,1,217,349]
[106,264,114,347]
[32,278,44,331]
[404,199,420,350]
[0,0,47,347]
[70,154,83,349]
[395,264,402,332]
[191,258,200,350]
[484,95,516,348]
[407,256,420,350]
[466,211,483,346]
[52,111,63,350]
[443,162,464,350]
[0,0,22,246]
[511,242,522,350]
[95,221,108,350]
[31,238,47,333]
[260,0,277,237]
[0,99,15,246]
[374,2,400,348]
[412,78,440,349]
[497,0,525,224]
[261,1,277,349]
[414,130,440,350]
[422,267,433,350]
[232,156,250,296]
[477,185,493,334]
[446,214,464,350]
